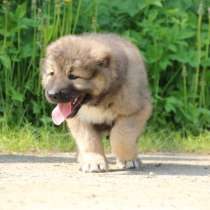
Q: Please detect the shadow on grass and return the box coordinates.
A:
[0,153,209,176]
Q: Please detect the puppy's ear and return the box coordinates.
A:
[91,47,112,68]
[96,53,111,68]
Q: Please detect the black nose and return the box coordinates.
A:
[47,89,69,102]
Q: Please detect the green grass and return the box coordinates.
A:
[0,124,209,154]
[0,1,209,154]
[0,125,75,153]
[139,129,210,154]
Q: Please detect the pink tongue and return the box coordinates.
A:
[52,103,72,125]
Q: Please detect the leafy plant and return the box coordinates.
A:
[0,0,209,136]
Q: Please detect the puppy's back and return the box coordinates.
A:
[80,33,151,114]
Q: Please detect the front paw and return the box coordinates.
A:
[80,152,108,173]
[116,158,142,170]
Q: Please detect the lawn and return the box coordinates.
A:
[0,124,209,154]
[0,1,210,154]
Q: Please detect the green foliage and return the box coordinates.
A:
[0,0,209,136]
[97,0,210,133]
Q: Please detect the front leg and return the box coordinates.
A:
[66,118,107,172]
[110,104,151,169]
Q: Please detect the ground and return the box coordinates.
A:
[0,153,209,210]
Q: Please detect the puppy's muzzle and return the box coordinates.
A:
[47,88,80,103]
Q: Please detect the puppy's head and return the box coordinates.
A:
[41,35,117,124]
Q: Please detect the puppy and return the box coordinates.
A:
[41,33,152,172]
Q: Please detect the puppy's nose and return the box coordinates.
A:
[47,90,59,101]
[47,89,69,102]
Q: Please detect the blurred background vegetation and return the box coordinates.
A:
[0,0,209,152]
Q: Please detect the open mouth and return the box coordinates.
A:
[51,95,86,125]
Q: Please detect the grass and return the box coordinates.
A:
[0,1,210,154]
[0,125,75,153]
[139,129,210,154]
[0,124,209,154]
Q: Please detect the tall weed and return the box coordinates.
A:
[0,0,209,135]
[97,0,210,133]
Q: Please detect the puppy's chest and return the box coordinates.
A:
[78,105,117,125]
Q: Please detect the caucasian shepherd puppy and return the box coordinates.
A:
[41,33,152,172]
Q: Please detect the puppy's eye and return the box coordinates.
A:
[48,71,54,76]
[68,74,79,80]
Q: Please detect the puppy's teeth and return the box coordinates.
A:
[73,98,78,105]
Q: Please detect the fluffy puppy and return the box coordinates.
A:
[41,33,152,172]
